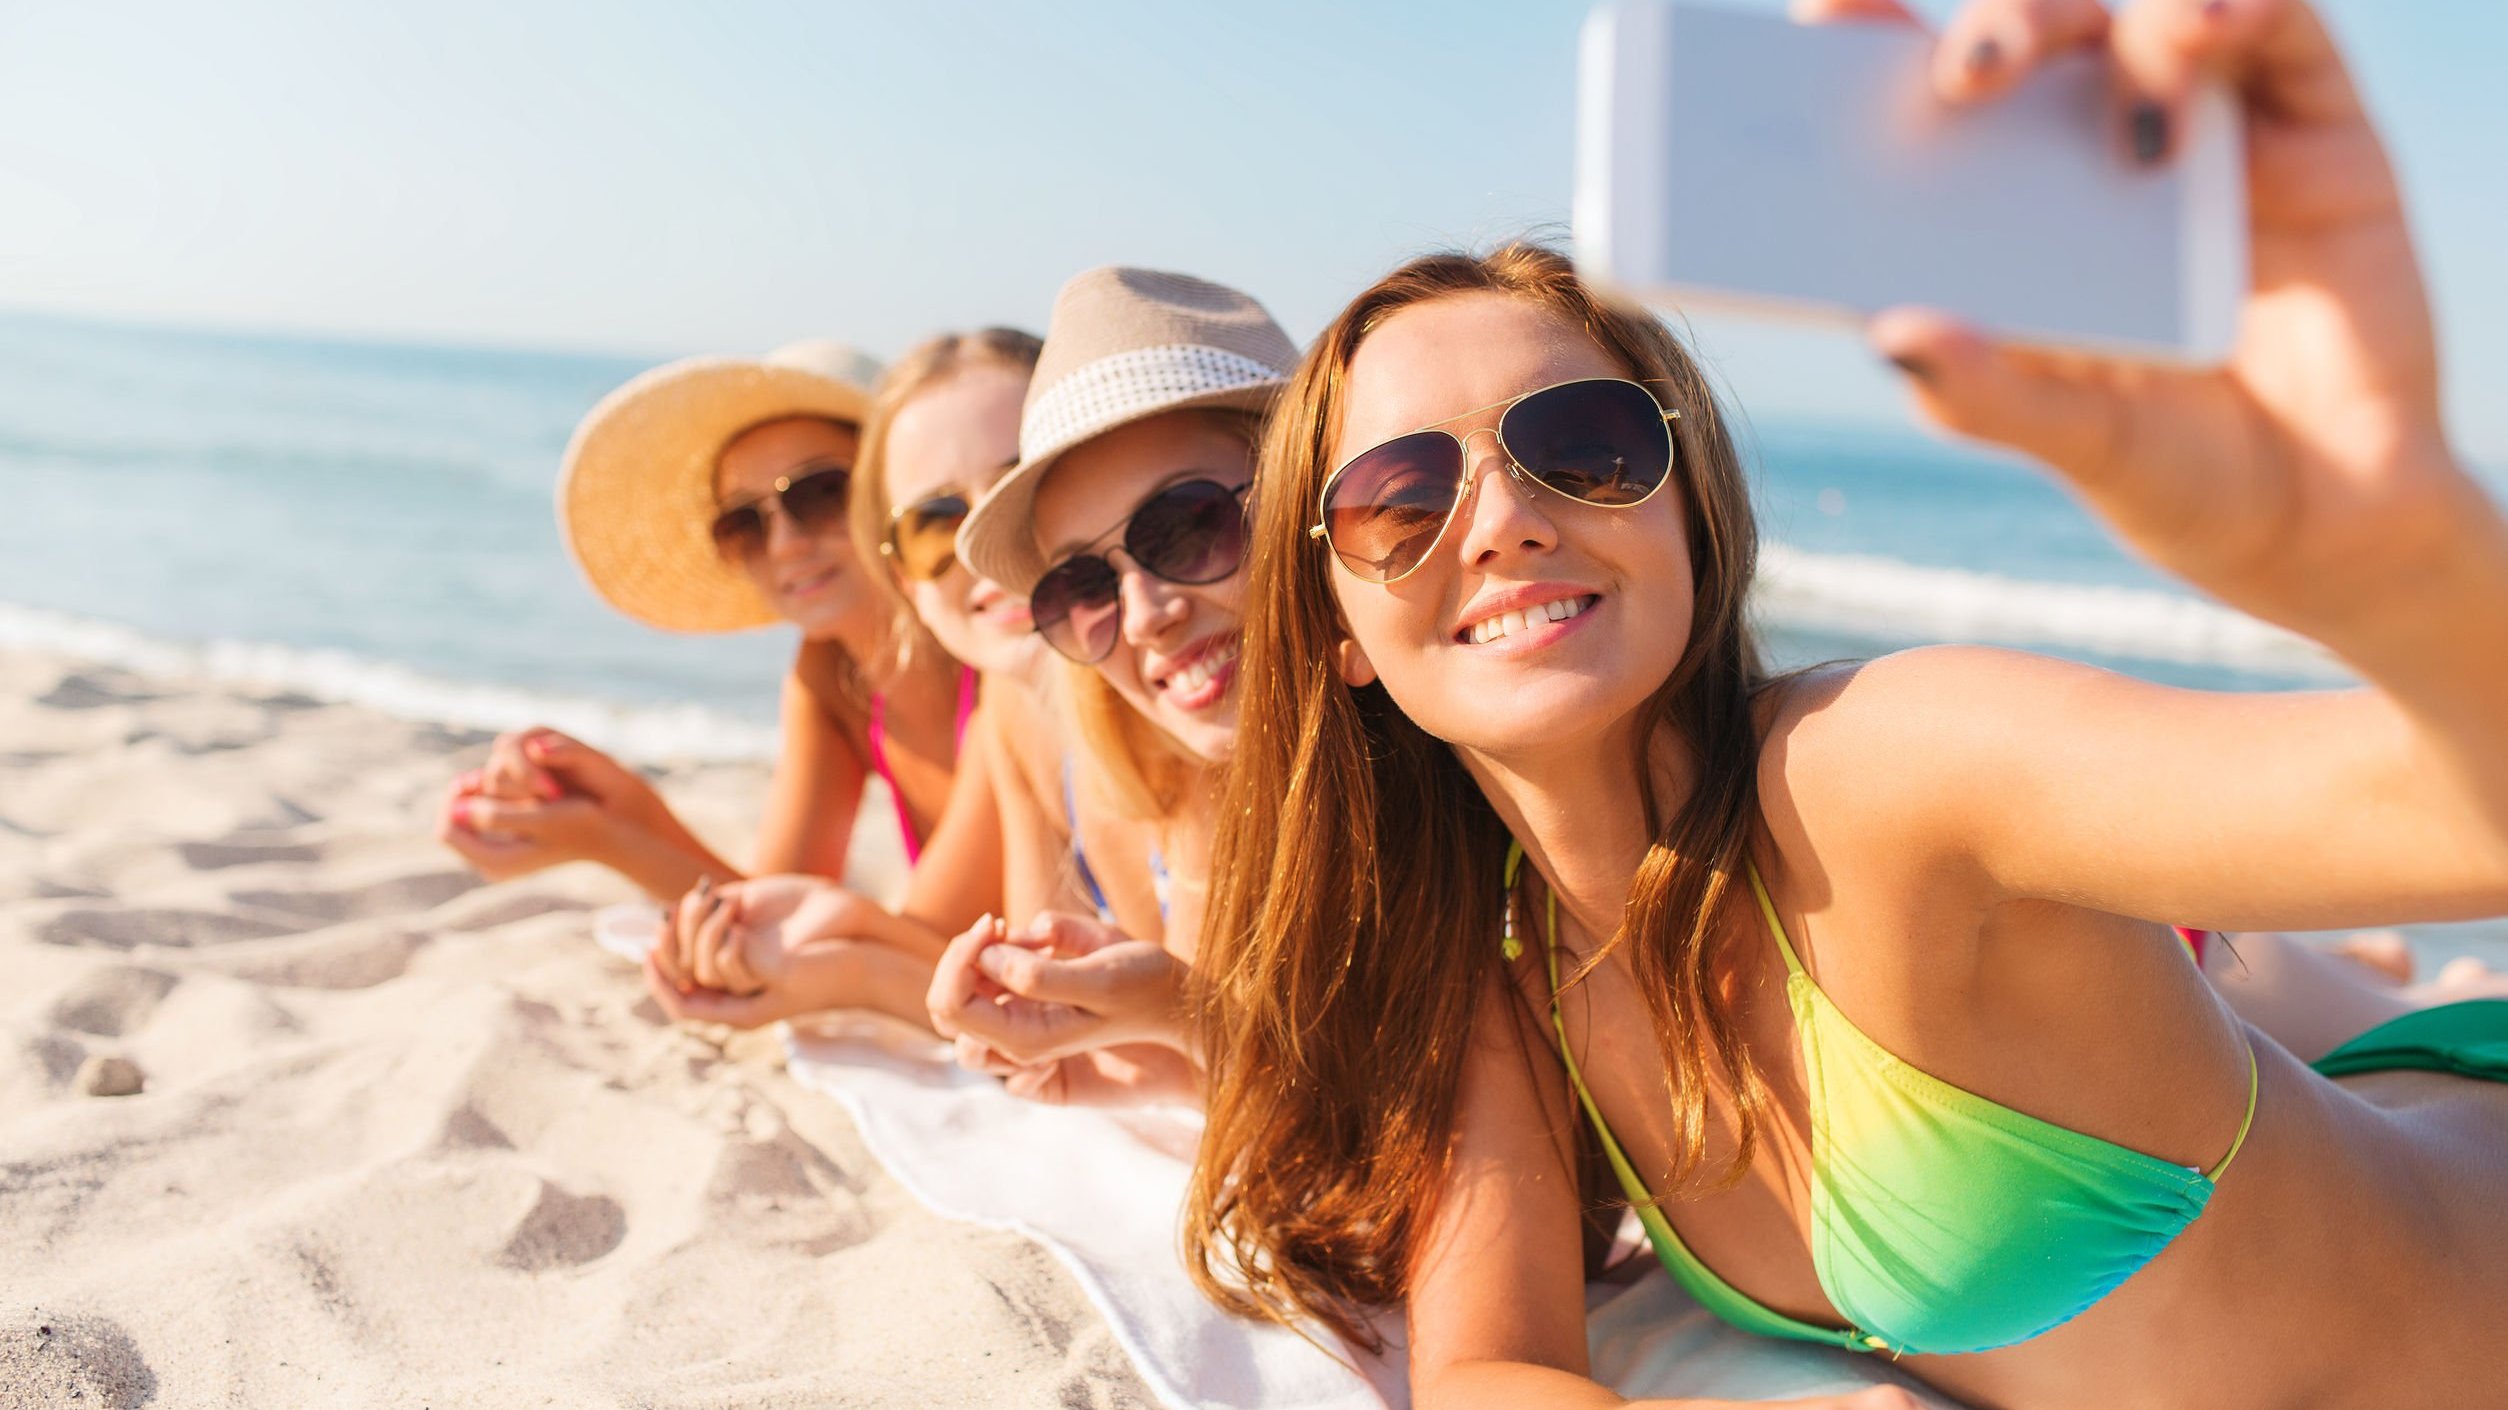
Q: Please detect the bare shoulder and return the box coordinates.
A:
[783,645,870,742]
[1752,646,2091,866]
[971,677,1064,803]
[1764,641,2118,752]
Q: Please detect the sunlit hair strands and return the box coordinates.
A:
[1186,243,1774,1347]
[847,327,1044,672]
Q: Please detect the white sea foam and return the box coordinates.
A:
[2,543,2341,771]
[0,602,777,764]
[1754,543,2344,680]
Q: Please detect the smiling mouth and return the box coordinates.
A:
[1156,636,1241,705]
[968,584,1030,629]
[782,565,843,598]
[1461,594,1598,646]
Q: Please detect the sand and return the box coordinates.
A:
[0,648,1154,1408]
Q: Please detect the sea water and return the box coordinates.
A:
[0,308,2348,727]
[1,309,2497,960]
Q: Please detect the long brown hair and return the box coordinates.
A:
[1185,244,1772,1346]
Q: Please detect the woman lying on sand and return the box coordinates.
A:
[646,269,1295,1105]
[1185,3,2508,1406]
[634,329,1156,1034]
[639,323,1187,1065]
[919,266,1302,1104]
[439,342,978,902]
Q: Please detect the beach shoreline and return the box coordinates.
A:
[0,646,1154,1408]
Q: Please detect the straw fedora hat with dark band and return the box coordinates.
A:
[956,267,1299,598]
[559,339,884,634]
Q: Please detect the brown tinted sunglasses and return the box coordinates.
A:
[708,463,851,563]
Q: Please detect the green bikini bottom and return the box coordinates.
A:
[2315,998,2508,1082]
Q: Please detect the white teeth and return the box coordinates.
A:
[1467,596,1591,645]
[1170,639,1240,697]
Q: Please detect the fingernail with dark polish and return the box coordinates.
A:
[2131,101,2170,165]
[1887,353,1934,383]
[1965,37,2002,75]
[2202,0,2231,18]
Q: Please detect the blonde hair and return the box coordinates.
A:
[846,328,1045,670]
[1185,244,1773,1347]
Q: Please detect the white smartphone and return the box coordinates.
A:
[1575,0,2246,361]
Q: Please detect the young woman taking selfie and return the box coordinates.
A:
[1187,2,2508,1407]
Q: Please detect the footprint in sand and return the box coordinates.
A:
[247,797,323,830]
[431,890,581,933]
[229,869,480,927]
[410,722,496,755]
[47,966,179,1038]
[35,674,164,711]
[177,838,323,870]
[707,1130,875,1255]
[192,925,425,991]
[15,1033,90,1091]
[497,1181,628,1272]
[438,1102,515,1152]
[37,907,297,951]
[0,1307,157,1410]
[249,690,326,713]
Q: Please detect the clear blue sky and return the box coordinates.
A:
[3,1,2501,462]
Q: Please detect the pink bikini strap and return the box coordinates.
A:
[865,667,979,868]
[866,691,920,866]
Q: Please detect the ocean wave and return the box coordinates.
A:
[0,602,777,764]
[1,544,2341,767]
[1755,544,2344,680]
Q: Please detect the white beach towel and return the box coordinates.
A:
[597,906,1957,1409]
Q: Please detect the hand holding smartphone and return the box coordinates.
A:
[1575,0,2245,360]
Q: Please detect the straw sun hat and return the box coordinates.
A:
[956,267,1300,598]
[558,339,886,633]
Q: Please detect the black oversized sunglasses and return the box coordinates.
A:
[1309,377,1681,584]
[708,463,851,564]
[1029,477,1250,663]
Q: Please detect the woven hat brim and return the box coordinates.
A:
[958,379,1280,598]
[559,359,873,634]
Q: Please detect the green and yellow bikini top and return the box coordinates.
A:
[1502,842,2258,1358]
